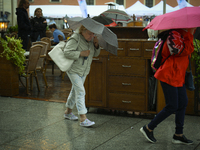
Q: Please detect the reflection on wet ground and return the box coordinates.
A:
[14,66,155,119]
[1,66,199,149]
[1,96,200,150]
[15,67,70,103]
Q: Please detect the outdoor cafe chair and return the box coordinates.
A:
[32,41,49,87]
[62,28,73,39]
[58,34,64,41]
[40,37,51,50]
[41,37,55,75]
[19,44,43,95]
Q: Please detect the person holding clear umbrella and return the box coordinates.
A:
[63,25,100,127]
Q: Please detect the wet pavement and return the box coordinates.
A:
[1,67,200,150]
[15,67,71,103]
[0,96,200,150]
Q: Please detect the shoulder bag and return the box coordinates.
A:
[48,41,74,72]
[185,56,195,91]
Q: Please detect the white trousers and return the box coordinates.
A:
[66,72,87,115]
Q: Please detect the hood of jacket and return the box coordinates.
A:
[16,8,26,15]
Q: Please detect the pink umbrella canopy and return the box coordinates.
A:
[143,7,200,31]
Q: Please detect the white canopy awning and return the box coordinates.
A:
[29,5,81,18]
[149,0,176,15]
[125,1,151,16]
[29,5,126,18]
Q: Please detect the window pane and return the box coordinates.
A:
[86,0,94,5]
[116,0,124,5]
[146,0,153,8]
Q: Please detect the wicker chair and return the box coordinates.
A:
[62,28,73,39]
[40,37,55,74]
[40,37,51,50]
[32,41,49,87]
[58,34,64,41]
[19,44,43,95]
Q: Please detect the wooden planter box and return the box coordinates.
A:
[0,45,19,96]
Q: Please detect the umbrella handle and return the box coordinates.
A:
[82,57,88,65]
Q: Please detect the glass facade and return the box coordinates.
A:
[116,0,124,5]
[51,0,60,2]
[146,0,153,8]
[86,0,94,5]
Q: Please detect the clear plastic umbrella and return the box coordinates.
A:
[67,17,118,55]
[100,9,133,23]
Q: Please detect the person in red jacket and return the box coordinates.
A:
[140,28,196,145]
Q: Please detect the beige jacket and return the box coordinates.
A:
[63,33,100,76]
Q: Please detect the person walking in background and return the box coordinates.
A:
[63,25,100,127]
[30,8,47,42]
[48,24,65,45]
[140,27,196,145]
[16,0,31,51]
[117,22,123,26]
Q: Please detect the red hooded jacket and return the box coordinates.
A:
[154,29,194,87]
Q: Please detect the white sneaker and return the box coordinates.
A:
[80,119,95,127]
[64,113,78,121]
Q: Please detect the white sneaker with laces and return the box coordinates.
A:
[80,119,95,127]
[64,113,78,121]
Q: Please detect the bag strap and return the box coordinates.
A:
[160,54,171,66]
[62,41,68,51]
[188,55,192,71]
[158,30,174,66]
[62,33,81,52]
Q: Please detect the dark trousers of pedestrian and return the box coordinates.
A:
[148,81,188,134]
[19,34,30,51]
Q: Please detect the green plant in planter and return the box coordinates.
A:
[192,39,200,86]
[7,25,18,33]
[0,36,25,74]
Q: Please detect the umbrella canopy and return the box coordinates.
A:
[144,7,200,31]
[100,9,132,23]
[92,15,117,27]
[67,17,118,55]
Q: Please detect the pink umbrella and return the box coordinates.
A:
[143,7,200,31]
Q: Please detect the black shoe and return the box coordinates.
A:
[140,125,157,143]
[172,135,193,145]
